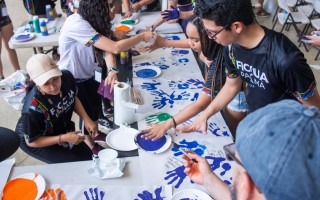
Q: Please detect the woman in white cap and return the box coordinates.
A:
[17,54,98,163]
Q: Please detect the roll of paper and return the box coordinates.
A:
[114,82,139,126]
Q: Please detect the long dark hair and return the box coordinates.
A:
[188,15,225,99]
[78,0,113,67]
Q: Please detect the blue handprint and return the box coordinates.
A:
[83,187,105,200]
[135,186,164,200]
[172,139,207,156]
[151,90,190,109]
[179,58,189,64]
[141,81,161,91]
[205,156,232,176]
[164,165,187,188]
[186,79,204,89]
[207,122,230,137]
[171,49,189,55]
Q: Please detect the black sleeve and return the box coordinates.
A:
[223,46,239,79]
[278,51,317,100]
[22,110,45,143]
[61,70,77,95]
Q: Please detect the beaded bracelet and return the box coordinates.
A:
[171,116,177,128]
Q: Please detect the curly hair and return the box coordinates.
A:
[78,0,113,67]
[194,0,255,30]
[188,15,225,99]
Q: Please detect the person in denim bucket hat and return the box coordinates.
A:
[183,99,320,200]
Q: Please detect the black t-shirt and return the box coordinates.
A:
[21,70,77,142]
[224,26,316,112]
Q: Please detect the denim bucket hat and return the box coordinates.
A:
[236,100,320,200]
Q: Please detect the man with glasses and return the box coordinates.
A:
[183,100,320,200]
[177,0,320,134]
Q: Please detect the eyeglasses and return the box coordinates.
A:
[224,143,263,193]
[205,24,230,40]
[223,143,244,168]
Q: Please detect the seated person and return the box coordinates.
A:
[0,127,20,162]
[141,16,247,140]
[183,100,320,200]
[17,54,99,164]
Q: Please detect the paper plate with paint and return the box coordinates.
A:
[172,189,212,200]
[133,66,161,79]
[121,18,139,25]
[2,173,46,200]
[114,24,133,32]
[106,127,139,151]
[13,32,35,42]
[134,132,172,154]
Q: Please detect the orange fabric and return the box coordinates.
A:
[3,178,37,200]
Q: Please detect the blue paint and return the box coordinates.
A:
[159,64,169,70]
[191,93,199,101]
[136,69,157,78]
[186,79,204,89]
[84,187,105,200]
[177,83,189,89]
[171,49,190,55]
[165,165,187,188]
[15,34,31,40]
[140,62,153,66]
[163,35,180,40]
[135,186,164,200]
[221,163,231,176]
[172,139,207,157]
[141,81,161,91]
[136,132,167,151]
[178,58,189,63]
[205,156,232,177]
[224,180,232,185]
[207,122,230,137]
[151,90,190,109]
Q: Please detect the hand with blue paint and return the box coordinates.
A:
[161,6,180,21]
[83,187,105,200]
[164,165,187,188]
[135,186,163,200]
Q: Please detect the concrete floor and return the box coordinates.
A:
[1,2,320,166]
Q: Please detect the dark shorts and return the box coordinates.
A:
[76,77,101,121]
[0,16,11,28]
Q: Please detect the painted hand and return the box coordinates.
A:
[135,186,163,200]
[161,6,180,21]
[83,187,106,200]
[164,165,187,188]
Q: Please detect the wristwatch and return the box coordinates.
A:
[108,67,119,73]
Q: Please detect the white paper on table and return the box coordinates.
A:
[0,158,15,194]
[40,184,172,199]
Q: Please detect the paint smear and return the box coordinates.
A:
[136,132,167,151]
[3,178,38,200]
[136,69,157,78]
[115,25,131,32]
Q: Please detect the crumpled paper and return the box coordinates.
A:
[87,158,126,179]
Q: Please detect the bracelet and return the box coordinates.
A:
[171,116,177,128]
[58,134,62,145]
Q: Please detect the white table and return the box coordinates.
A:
[9,17,65,51]
[7,157,142,186]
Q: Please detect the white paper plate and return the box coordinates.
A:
[2,173,46,200]
[134,133,172,154]
[106,127,139,151]
[133,66,161,79]
[121,18,139,25]
[114,24,133,32]
[13,32,35,42]
[172,189,212,200]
